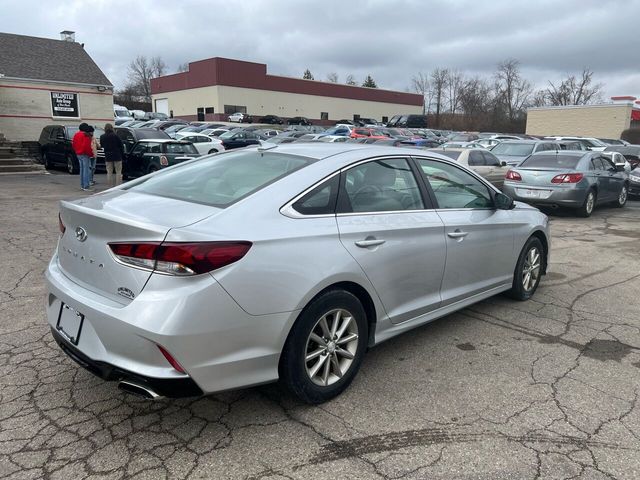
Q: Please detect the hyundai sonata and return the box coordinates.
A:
[46,144,549,404]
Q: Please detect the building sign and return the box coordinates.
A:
[50,92,79,118]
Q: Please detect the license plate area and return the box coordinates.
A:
[56,303,85,346]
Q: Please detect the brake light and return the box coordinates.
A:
[58,213,66,234]
[551,173,584,184]
[157,345,186,373]
[505,170,522,181]
[108,241,252,275]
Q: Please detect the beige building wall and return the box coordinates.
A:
[152,85,422,121]
[526,104,632,139]
[0,79,114,141]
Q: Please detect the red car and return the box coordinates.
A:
[350,128,388,139]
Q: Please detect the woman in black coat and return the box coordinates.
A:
[100,123,125,186]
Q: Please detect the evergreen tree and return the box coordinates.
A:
[362,75,378,88]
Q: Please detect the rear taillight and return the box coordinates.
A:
[108,241,252,275]
[551,173,584,184]
[58,213,66,234]
[157,345,186,373]
[505,170,522,181]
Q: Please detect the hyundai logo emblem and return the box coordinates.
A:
[75,227,88,242]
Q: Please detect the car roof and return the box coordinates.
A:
[137,139,188,143]
[498,139,551,144]
[529,150,587,157]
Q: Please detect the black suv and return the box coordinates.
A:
[387,114,428,128]
[219,130,262,150]
[287,116,312,126]
[39,125,105,174]
[259,115,284,124]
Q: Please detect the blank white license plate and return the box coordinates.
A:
[56,303,85,346]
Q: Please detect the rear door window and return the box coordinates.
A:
[468,151,485,166]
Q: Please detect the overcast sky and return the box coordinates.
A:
[3,0,640,100]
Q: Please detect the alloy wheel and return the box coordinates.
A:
[67,156,74,174]
[619,186,628,206]
[305,309,359,387]
[586,192,595,214]
[522,247,541,292]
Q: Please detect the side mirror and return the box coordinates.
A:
[615,164,625,172]
[494,192,514,210]
[501,161,507,167]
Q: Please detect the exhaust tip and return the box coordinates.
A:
[118,380,162,400]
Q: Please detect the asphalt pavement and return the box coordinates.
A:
[1,171,639,479]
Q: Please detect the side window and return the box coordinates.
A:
[482,151,501,166]
[468,151,485,166]
[131,143,147,156]
[417,159,493,209]
[338,158,424,213]
[600,157,615,170]
[590,158,604,170]
[292,175,339,215]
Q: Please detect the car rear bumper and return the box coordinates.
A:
[45,253,298,396]
[629,182,640,196]
[503,183,588,207]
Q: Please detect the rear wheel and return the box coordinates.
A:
[508,237,544,301]
[614,184,628,208]
[577,189,596,217]
[279,290,368,404]
[66,154,78,174]
[43,152,52,169]
[207,149,219,154]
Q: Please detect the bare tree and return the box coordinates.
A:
[430,68,449,126]
[545,68,603,106]
[459,76,492,116]
[530,89,549,107]
[177,63,189,73]
[412,72,431,115]
[127,55,167,103]
[326,72,339,83]
[303,69,314,80]
[446,69,465,114]
[345,74,357,86]
[494,59,532,123]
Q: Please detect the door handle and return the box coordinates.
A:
[355,239,386,248]
[447,230,468,239]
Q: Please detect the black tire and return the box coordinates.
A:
[508,237,544,301]
[613,184,628,208]
[207,149,219,155]
[279,290,368,404]
[577,189,596,217]
[43,152,52,169]
[66,154,78,175]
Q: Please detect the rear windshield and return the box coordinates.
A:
[519,154,581,169]
[128,150,313,207]
[491,143,535,156]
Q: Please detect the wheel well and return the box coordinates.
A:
[312,281,377,347]
[530,231,549,274]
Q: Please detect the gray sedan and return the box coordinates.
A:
[46,144,550,404]
[502,151,629,217]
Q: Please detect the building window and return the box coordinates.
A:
[205,107,214,114]
[321,112,328,120]
[197,107,205,121]
[353,114,361,122]
[224,105,247,114]
[382,116,388,123]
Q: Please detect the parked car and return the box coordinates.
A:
[476,138,501,149]
[113,104,133,122]
[39,125,105,174]
[320,126,352,137]
[122,139,199,179]
[259,115,284,125]
[449,133,480,142]
[154,121,190,131]
[603,145,640,169]
[544,136,607,151]
[287,116,312,126]
[429,148,508,189]
[218,130,262,150]
[228,112,252,123]
[387,114,428,128]
[164,124,190,138]
[130,110,146,120]
[502,151,629,216]
[598,138,629,146]
[114,127,171,153]
[356,117,382,127]
[174,132,224,154]
[628,164,640,196]
[492,140,561,167]
[334,119,355,126]
[556,140,589,151]
[253,129,280,139]
[350,128,387,139]
[400,138,442,148]
[316,135,350,143]
[142,112,169,121]
[47,143,549,405]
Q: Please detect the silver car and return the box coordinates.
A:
[502,150,629,217]
[46,144,550,404]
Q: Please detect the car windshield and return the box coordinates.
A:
[491,143,535,156]
[219,131,237,139]
[128,150,313,207]
[519,154,581,169]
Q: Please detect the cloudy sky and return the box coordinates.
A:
[3,0,640,99]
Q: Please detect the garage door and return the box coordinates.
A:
[155,99,169,115]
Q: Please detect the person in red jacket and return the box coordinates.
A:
[72,123,94,191]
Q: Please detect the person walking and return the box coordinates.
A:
[99,123,124,187]
[71,123,94,191]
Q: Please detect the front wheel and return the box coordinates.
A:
[508,237,544,301]
[279,290,368,404]
[577,189,596,217]
[43,152,52,169]
[66,154,78,174]
[614,184,628,208]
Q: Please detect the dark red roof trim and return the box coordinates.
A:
[151,58,422,106]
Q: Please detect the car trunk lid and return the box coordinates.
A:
[57,190,221,303]
[515,168,569,186]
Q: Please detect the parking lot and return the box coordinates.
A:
[1,171,639,480]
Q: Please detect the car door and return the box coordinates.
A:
[336,157,446,323]
[126,142,148,177]
[589,157,610,202]
[601,155,624,200]
[414,157,515,306]
[50,126,66,163]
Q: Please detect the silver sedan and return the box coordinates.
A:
[46,144,550,404]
